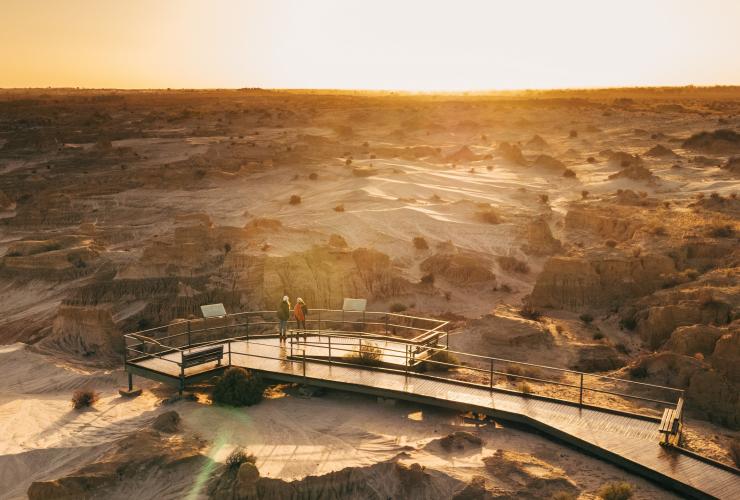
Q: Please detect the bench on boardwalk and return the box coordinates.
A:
[658,397,684,446]
[182,345,224,369]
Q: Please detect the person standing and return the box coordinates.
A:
[294,297,308,332]
[277,295,291,339]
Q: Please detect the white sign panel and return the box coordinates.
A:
[342,298,367,312]
[200,303,227,318]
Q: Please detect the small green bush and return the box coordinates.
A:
[289,195,301,205]
[212,367,264,407]
[579,313,594,324]
[389,303,407,313]
[422,349,459,371]
[413,236,429,250]
[519,305,542,321]
[629,365,648,379]
[593,331,605,340]
[344,341,383,366]
[72,389,99,409]
[619,316,637,331]
[597,481,633,500]
[226,448,256,469]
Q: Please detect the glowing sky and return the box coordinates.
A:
[1,0,739,90]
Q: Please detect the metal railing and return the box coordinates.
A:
[123,309,684,421]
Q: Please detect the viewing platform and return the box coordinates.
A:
[123,307,740,499]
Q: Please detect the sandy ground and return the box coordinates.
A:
[0,342,680,499]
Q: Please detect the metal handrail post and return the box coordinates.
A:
[302,349,306,381]
[187,320,191,347]
[579,373,584,407]
[489,359,493,391]
[328,336,332,364]
[228,341,232,366]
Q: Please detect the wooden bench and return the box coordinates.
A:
[181,345,224,369]
[659,397,684,446]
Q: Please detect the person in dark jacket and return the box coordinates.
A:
[277,295,291,338]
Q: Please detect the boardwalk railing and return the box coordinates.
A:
[124,309,684,422]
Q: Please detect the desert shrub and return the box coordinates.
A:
[620,316,637,331]
[597,481,633,500]
[499,283,512,293]
[579,313,594,324]
[605,240,617,248]
[72,389,99,409]
[652,226,667,238]
[345,158,352,166]
[730,438,740,467]
[569,130,578,138]
[422,349,459,371]
[615,343,630,355]
[476,208,501,224]
[289,195,301,205]
[308,172,318,180]
[212,367,264,407]
[486,165,493,171]
[520,382,532,395]
[41,243,62,252]
[226,448,256,469]
[5,251,22,257]
[587,156,596,164]
[344,341,383,366]
[563,168,576,178]
[629,365,647,379]
[519,305,542,321]
[389,302,407,313]
[708,225,734,238]
[497,256,530,274]
[581,190,589,199]
[194,169,207,179]
[223,243,232,254]
[539,194,549,204]
[420,273,435,285]
[334,204,345,212]
[413,236,429,250]
[592,331,605,340]
[136,317,152,331]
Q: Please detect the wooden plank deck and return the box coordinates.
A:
[129,336,740,500]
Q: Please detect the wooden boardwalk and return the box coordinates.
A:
[128,336,740,500]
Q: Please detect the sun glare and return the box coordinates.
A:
[1,0,739,89]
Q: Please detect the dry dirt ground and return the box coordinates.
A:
[0,87,738,498]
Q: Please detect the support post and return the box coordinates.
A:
[179,363,185,396]
[328,335,332,365]
[302,349,306,381]
[446,324,450,349]
[385,315,389,334]
[246,315,249,340]
[318,309,321,333]
[489,359,493,391]
[228,342,232,366]
[187,320,192,347]
[579,373,584,407]
[128,372,133,392]
[405,345,409,377]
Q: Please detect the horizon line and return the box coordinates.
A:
[2,84,740,95]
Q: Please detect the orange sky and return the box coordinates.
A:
[1,0,739,90]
